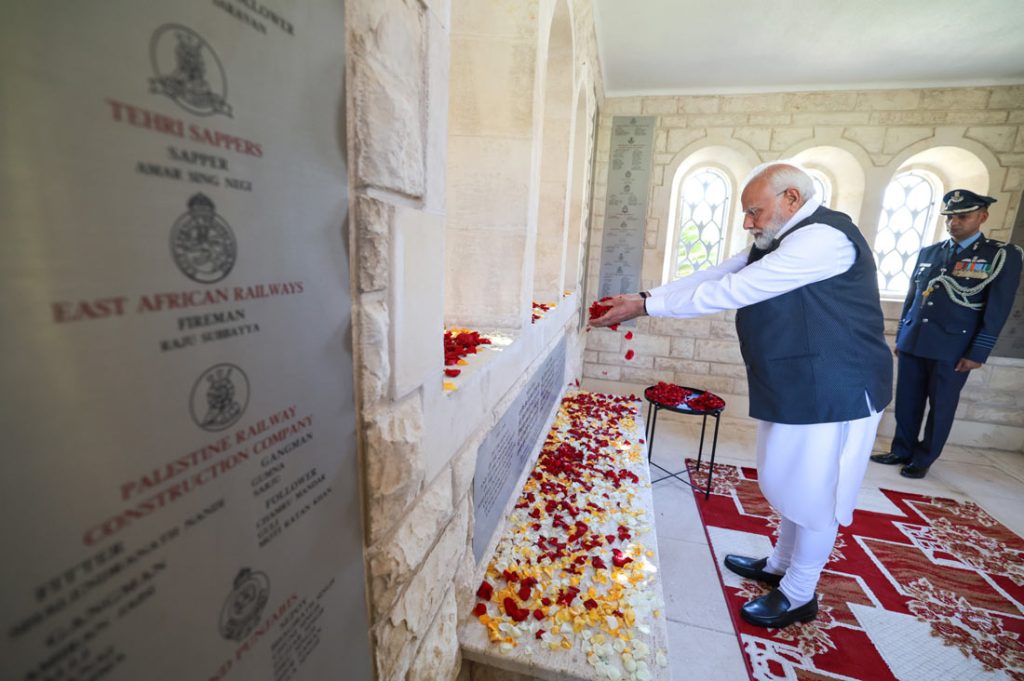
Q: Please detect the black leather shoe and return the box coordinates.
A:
[740,589,818,628]
[870,451,911,465]
[900,463,930,479]
[724,555,783,586]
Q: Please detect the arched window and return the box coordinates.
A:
[806,168,832,207]
[873,170,942,297]
[673,167,730,279]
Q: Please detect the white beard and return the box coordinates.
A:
[752,221,784,250]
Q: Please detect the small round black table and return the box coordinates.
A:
[644,384,725,499]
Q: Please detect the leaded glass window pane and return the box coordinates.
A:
[675,168,730,279]
[873,171,940,296]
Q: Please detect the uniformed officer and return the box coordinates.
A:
[871,189,1023,478]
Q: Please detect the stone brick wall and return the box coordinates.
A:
[347,1,606,679]
[585,86,1024,452]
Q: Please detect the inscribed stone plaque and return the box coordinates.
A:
[0,3,372,680]
[473,339,567,561]
[991,191,1024,359]
[597,116,656,308]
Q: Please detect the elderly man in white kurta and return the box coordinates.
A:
[591,162,892,628]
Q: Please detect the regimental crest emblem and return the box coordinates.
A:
[218,568,270,642]
[190,363,250,432]
[149,24,232,117]
[170,193,237,284]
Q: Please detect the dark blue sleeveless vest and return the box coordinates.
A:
[734,206,892,424]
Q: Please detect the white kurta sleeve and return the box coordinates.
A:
[645,224,856,318]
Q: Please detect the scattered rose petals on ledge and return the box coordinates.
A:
[471,391,669,679]
[532,301,554,323]
[442,328,494,391]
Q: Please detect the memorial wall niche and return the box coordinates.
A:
[0,3,371,680]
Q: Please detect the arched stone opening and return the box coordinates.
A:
[444,1,540,330]
[561,84,593,295]
[531,0,575,307]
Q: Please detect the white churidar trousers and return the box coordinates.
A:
[756,404,883,606]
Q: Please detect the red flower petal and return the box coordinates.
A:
[583,598,598,610]
[624,349,635,360]
[533,609,545,620]
[472,603,487,617]
[444,368,461,377]
[624,331,634,340]
[476,581,493,600]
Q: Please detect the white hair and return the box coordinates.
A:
[745,161,816,203]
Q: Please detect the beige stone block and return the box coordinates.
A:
[1008,110,1024,124]
[365,394,425,546]
[357,196,392,293]
[392,208,444,398]
[1002,167,1023,192]
[945,111,1009,125]
[583,350,599,362]
[654,357,709,374]
[653,152,675,165]
[658,115,688,127]
[842,127,886,153]
[352,55,426,197]
[587,329,622,351]
[678,96,720,114]
[965,126,1019,152]
[770,127,814,151]
[920,87,990,110]
[654,129,667,152]
[450,437,478,506]
[679,318,713,338]
[447,136,531,230]
[709,320,738,339]
[349,0,426,66]
[643,97,679,115]
[602,97,643,115]
[670,336,696,358]
[360,297,391,405]
[629,333,671,356]
[687,113,749,127]
[869,111,947,126]
[694,339,744,363]
[988,85,1024,109]
[368,470,453,621]
[667,128,708,153]
[452,0,538,38]
[621,366,662,384]
[709,362,748,378]
[1016,129,1024,153]
[793,111,871,126]
[653,164,665,185]
[674,373,733,394]
[1000,153,1024,166]
[749,113,792,126]
[449,36,535,138]
[375,509,468,680]
[599,351,654,368]
[784,92,858,111]
[721,94,787,113]
[947,420,1024,451]
[731,379,749,396]
[732,128,771,151]
[882,127,934,154]
[584,363,621,380]
[444,229,525,328]
[855,90,921,110]
[408,588,460,681]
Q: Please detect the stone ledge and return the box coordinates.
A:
[459,392,671,681]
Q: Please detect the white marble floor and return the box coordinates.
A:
[644,415,1024,681]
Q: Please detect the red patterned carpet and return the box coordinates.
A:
[685,459,1024,680]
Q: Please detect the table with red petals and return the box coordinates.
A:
[643,383,725,499]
